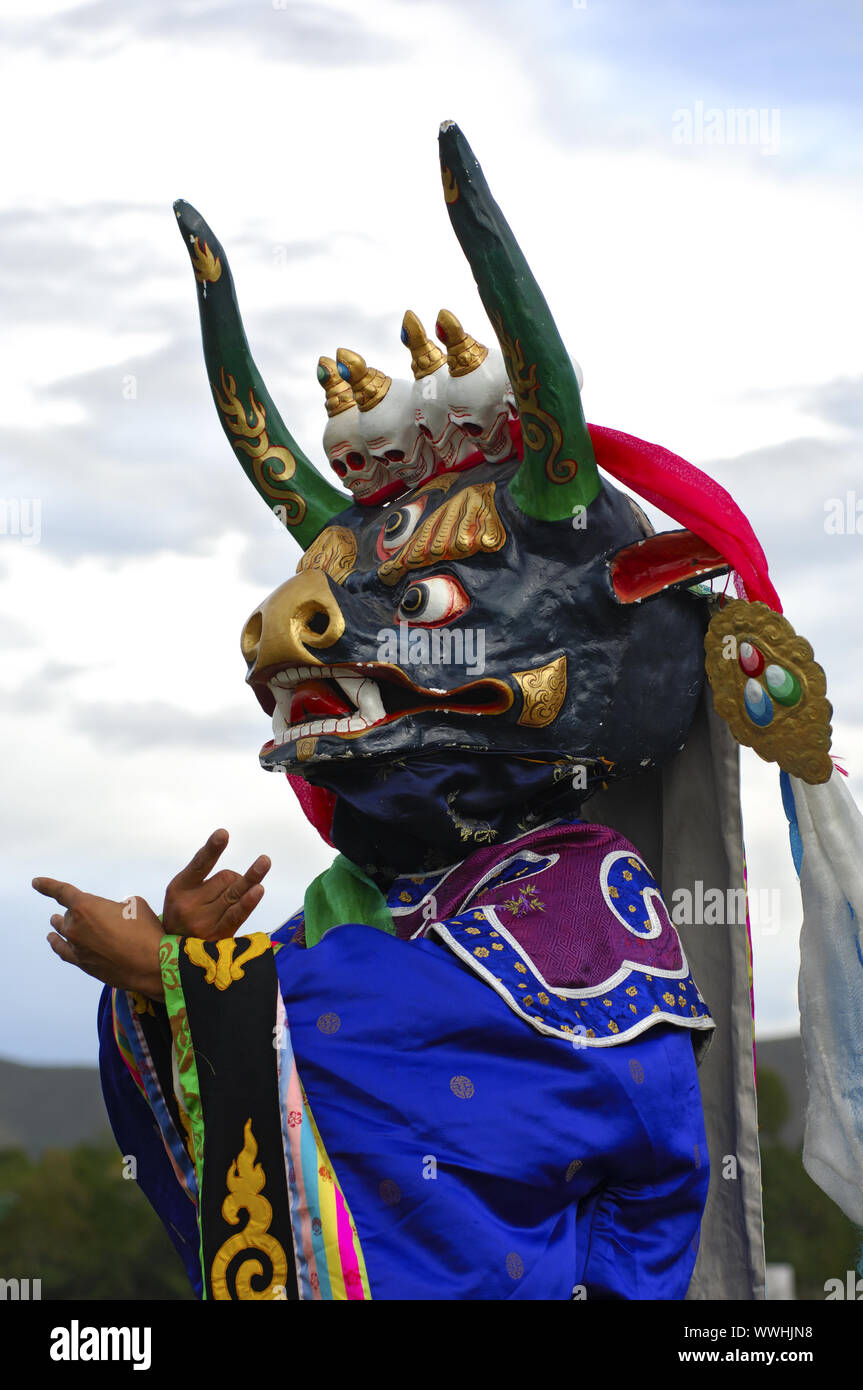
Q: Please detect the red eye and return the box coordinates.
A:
[346,451,366,471]
[385,449,405,463]
[461,421,483,437]
[332,460,347,477]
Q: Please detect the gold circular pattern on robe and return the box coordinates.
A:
[316,1012,341,1034]
[449,1074,475,1099]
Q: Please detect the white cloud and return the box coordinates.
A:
[2,0,862,1060]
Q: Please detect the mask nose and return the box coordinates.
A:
[241,568,345,677]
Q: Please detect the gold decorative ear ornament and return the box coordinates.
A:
[435,308,489,376]
[704,599,833,784]
[317,356,356,417]
[335,348,391,412]
[401,310,446,379]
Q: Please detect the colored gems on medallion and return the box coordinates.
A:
[764,663,801,707]
[738,642,764,676]
[704,599,833,784]
[743,678,773,727]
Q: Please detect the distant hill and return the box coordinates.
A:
[0,1057,111,1156]
[0,1035,807,1158]
[756,1036,806,1148]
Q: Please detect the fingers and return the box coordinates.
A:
[47,931,78,964]
[32,877,81,909]
[169,829,230,892]
[242,855,271,888]
[214,882,266,938]
[207,855,271,905]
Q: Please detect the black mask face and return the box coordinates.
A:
[242,458,708,871]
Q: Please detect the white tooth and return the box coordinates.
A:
[273,688,293,723]
[335,675,362,706]
[336,718,350,732]
[299,722,312,737]
[356,679,385,724]
[348,715,368,731]
[273,706,288,739]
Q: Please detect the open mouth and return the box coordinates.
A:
[252,662,513,756]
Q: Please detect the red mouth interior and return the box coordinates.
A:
[289,679,353,723]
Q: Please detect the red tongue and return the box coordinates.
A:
[290,679,352,723]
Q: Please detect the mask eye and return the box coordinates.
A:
[346,451,367,471]
[397,575,470,626]
[376,500,426,558]
[460,421,484,437]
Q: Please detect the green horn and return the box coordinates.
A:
[173,200,349,548]
[437,122,600,520]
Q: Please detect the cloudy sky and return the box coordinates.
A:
[2,0,862,1064]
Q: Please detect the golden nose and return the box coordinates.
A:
[241,568,345,676]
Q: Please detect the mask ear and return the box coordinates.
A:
[609,529,728,604]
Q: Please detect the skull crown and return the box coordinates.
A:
[317,309,582,505]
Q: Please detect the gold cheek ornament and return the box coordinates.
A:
[704,598,833,785]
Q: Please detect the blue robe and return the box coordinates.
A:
[98,825,711,1300]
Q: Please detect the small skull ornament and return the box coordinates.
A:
[317,357,392,502]
[337,347,444,492]
[435,310,516,464]
[402,310,479,471]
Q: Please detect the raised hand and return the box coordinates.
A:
[162,829,271,941]
[33,879,165,999]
